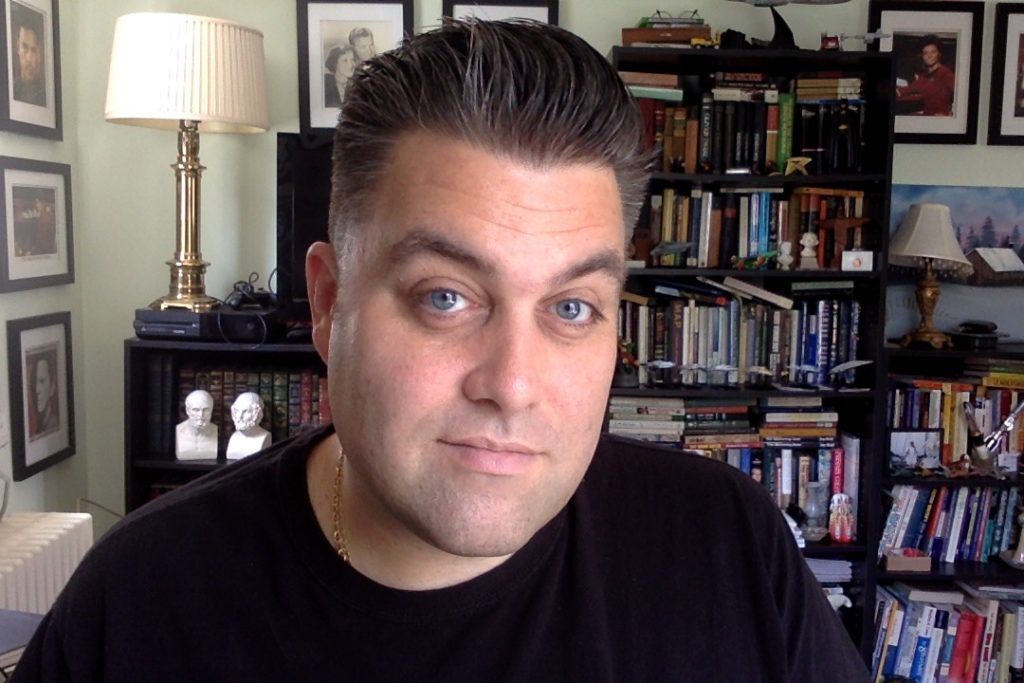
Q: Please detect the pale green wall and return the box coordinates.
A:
[2,0,1020,534]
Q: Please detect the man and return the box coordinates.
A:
[11,4,45,107]
[12,20,868,681]
[174,389,217,460]
[348,26,375,63]
[896,35,954,116]
[30,354,58,438]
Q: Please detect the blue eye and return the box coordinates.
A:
[429,289,466,312]
[555,299,593,322]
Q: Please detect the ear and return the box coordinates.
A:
[306,241,339,364]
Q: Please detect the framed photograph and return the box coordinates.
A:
[0,156,73,291]
[868,1,983,144]
[0,0,62,139]
[6,311,74,481]
[988,4,1024,145]
[441,0,558,25]
[297,0,413,136]
[889,429,942,475]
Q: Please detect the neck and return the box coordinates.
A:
[306,435,511,591]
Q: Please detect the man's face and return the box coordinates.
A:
[16,25,41,85]
[185,394,212,428]
[921,44,941,68]
[312,132,625,560]
[352,35,375,61]
[34,358,53,414]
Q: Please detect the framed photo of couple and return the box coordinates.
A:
[297,0,414,136]
[868,1,983,145]
[6,311,74,481]
[441,0,558,24]
[0,0,62,139]
[989,3,1024,145]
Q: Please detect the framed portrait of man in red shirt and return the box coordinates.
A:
[868,1,983,144]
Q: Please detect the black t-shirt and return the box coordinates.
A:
[12,426,869,682]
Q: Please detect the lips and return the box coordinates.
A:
[440,437,541,475]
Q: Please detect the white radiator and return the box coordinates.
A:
[0,513,93,614]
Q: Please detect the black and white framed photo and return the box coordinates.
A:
[0,0,62,139]
[868,1,983,144]
[297,0,413,136]
[888,429,942,475]
[988,3,1024,145]
[0,156,73,292]
[7,311,74,481]
[441,0,558,25]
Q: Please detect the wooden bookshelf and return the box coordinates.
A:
[608,46,896,664]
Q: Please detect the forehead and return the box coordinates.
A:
[366,132,625,263]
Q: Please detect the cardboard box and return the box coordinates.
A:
[884,549,932,572]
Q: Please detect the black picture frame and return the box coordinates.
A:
[0,156,74,291]
[441,0,559,25]
[888,428,943,476]
[7,311,74,481]
[0,0,62,140]
[988,3,1024,145]
[296,0,413,137]
[867,0,983,145]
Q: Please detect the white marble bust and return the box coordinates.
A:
[226,392,271,460]
[176,389,218,460]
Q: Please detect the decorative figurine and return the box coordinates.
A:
[828,493,854,544]
[176,389,218,460]
[783,156,811,176]
[798,232,820,270]
[226,392,272,460]
[801,480,829,542]
[777,241,794,271]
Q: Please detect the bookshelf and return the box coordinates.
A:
[608,46,896,663]
[871,345,1024,680]
[123,338,324,512]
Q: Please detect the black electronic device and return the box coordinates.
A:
[134,308,284,343]
[224,279,278,310]
[277,133,333,324]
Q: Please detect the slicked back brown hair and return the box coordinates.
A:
[329,19,649,267]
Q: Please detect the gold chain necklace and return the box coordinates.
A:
[331,450,350,563]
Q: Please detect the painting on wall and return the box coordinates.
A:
[296,0,413,136]
[6,311,74,481]
[891,184,1024,260]
[0,0,62,139]
[441,0,558,24]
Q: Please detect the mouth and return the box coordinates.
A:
[440,437,541,476]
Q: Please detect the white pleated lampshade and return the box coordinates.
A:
[105,12,268,133]
[890,203,972,275]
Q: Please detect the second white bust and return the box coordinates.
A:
[226,392,271,460]
[176,389,218,460]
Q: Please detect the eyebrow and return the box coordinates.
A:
[386,229,626,287]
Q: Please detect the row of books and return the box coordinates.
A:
[639,183,867,269]
[606,395,861,539]
[879,484,1021,566]
[629,71,868,176]
[619,283,862,388]
[872,581,1024,683]
[965,357,1024,391]
[145,353,330,457]
[888,375,1024,469]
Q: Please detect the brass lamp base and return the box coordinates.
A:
[898,257,952,349]
[150,254,219,312]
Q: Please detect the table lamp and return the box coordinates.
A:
[889,203,972,349]
[105,13,268,312]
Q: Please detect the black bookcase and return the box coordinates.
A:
[608,46,896,663]
[123,338,324,512]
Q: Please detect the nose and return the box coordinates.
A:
[461,310,543,415]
